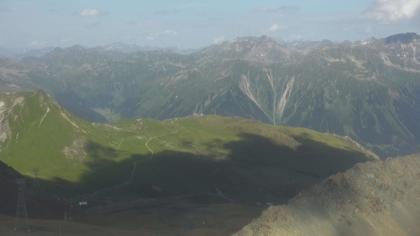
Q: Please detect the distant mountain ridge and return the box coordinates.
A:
[1,33,420,156]
[384,32,419,44]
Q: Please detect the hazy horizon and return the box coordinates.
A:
[1,0,420,50]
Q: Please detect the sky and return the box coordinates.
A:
[0,0,419,50]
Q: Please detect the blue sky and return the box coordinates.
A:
[0,0,419,49]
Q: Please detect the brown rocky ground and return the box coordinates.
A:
[234,155,420,236]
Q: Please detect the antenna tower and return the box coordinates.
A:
[14,178,30,233]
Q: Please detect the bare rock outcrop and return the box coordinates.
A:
[234,155,420,236]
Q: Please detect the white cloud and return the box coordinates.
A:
[161,30,177,35]
[213,36,225,44]
[146,30,178,41]
[268,24,286,33]
[126,20,140,26]
[79,8,102,17]
[28,40,48,49]
[59,38,74,45]
[146,35,156,41]
[254,6,300,14]
[369,0,420,22]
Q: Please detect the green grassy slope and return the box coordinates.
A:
[0,91,376,202]
[0,91,88,181]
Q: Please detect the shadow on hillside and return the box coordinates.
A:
[12,132,371,235]
[0,162,66,218]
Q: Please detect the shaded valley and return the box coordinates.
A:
[0,91,376,235]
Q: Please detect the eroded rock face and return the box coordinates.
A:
[0,101,10,144]
[0,96,25,146]
[63,138,87,161]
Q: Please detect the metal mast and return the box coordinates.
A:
[14,178,30,233]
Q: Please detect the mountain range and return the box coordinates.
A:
[1,32,420,157]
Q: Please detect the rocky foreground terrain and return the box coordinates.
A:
[234,154,420,236]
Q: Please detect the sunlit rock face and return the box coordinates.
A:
[234,155,420,236]
[0,100,9,144]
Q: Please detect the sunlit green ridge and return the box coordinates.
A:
[0,91,376,204]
